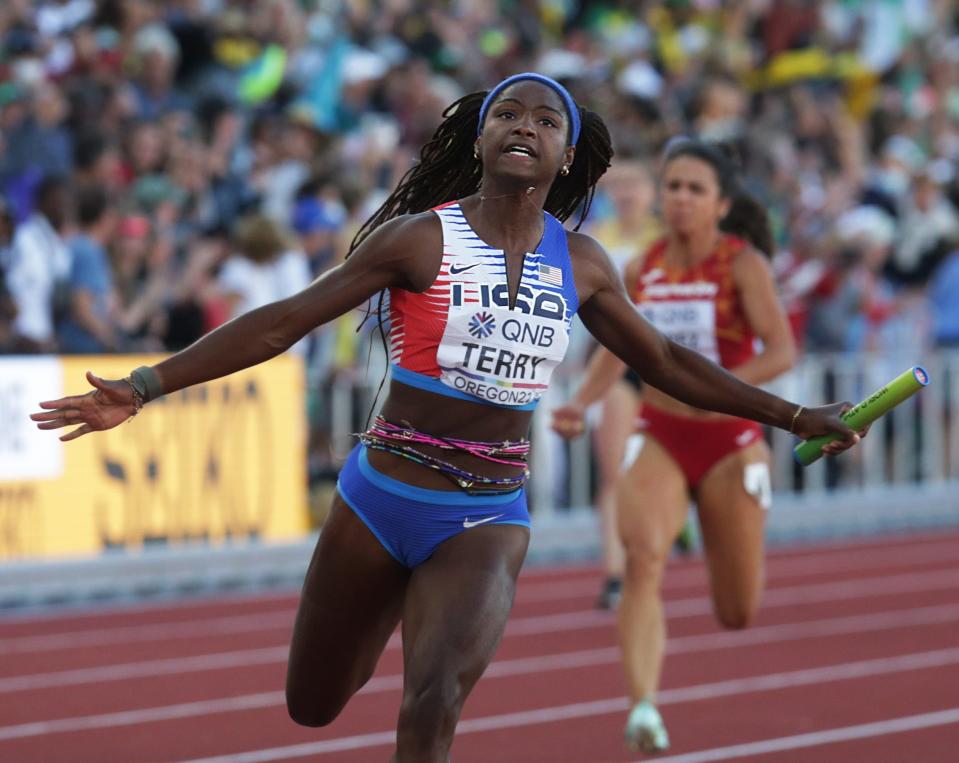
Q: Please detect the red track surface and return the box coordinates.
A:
[2,531,959,762]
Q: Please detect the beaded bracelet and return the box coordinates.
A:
[121,376,145,417]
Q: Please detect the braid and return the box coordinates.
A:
[347,92,486,257]
[544,107,613,230]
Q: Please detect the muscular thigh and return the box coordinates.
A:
[617,436,690,561]
[287,493,410,704]
[695,439,770,626]
[401,523,530,697]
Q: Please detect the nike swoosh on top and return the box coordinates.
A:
[463,514,505,528]
[450,263,480,275]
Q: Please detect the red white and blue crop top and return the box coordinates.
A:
[388,202,579,410]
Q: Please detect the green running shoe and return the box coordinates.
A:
[673,519,697,556]
[624,699,670,754]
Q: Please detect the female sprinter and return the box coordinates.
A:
[586,159,660,608]
[553,138,808,754]
[33,80,860,763]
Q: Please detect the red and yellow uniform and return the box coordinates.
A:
[631,235,763,487]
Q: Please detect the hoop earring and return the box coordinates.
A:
[560,165,570,176]
[474,146,481,160]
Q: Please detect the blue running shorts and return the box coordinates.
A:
[336,443,530,568]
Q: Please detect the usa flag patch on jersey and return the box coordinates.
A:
[537,263,563,286]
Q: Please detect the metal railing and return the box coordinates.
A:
[316,351,959,523]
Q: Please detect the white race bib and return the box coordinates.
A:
[640,299,719,363]
[437,284,569,407]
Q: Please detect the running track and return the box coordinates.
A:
[2,531,958,762]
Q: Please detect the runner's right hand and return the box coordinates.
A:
[551,402,587,440]
[30,371,137,441]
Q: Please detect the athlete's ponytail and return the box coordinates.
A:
[662,139,774,258]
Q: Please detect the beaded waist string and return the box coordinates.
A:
[357,415,530,494]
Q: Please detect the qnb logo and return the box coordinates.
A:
[468,311,496,338]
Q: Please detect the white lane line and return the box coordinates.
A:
[517,538,959,604]
[4,560,956,656]
[0,692,286,742]
[172,647,959,762]
[0,612,294,655]
[651,707,959,763]
[0,646,289,693]
[3,567,958,692]
[4,535,958,651]
[3,602,959,739]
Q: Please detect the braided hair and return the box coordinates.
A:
[663,139,774,258]
[348,89,613,257]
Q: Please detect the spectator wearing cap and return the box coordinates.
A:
[59,185,120,353]
[4,175,72,352]
[291,194,346,278]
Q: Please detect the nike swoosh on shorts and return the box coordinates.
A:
[463,514,504,528]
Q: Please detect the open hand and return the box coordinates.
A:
[551,402,587,440]
[30,371,137,441]
[792,402,868,456]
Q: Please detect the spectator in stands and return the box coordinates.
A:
[806,206,898,353]
[215,213,311,355]
[929,249,959,349]
[108,213,168,352]
[887,159,959,287]
[0,194,25,353]
[291,192,346,279]
[128,23,190,121]
[4,174,72,352]
[72,130,122,192]
[59,185,119,353]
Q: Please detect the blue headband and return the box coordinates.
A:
[477,72,581,145]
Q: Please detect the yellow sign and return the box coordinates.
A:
[0,355,308,560]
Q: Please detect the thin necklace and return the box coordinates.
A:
[479,186,537,202]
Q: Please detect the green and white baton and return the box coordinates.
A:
[793,366,930,466]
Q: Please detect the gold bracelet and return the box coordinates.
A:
[789,404,804,434]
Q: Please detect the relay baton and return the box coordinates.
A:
[793,366,929,466]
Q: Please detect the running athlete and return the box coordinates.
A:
[552,138,813,754]
[586,160,660,608]
[33,80,861,763]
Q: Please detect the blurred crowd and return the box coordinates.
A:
[1,0,959,471]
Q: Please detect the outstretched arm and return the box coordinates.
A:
[154,214,436,394]
[32,214,442,440]
[570,233,858,450]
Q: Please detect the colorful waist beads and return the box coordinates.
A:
[357,416,530,494]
